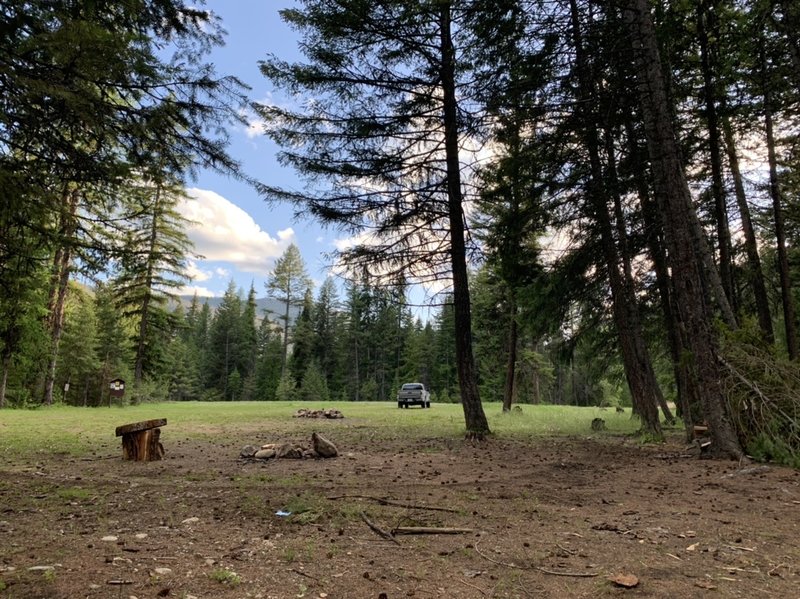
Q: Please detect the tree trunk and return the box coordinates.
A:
[721,109,774,342]
[623,0,742,458]
[134,201,158,387]
[0,352,9,408]
[502,301,517,413]
[772,1,800,84]
[439,2,489,439]
[282,285,291,376]
[698,0,735,310]
[43,187,79,405]
[626,117,695,437]
[606,121,674,425]
[760,45,797,359]
[570,0,662,436]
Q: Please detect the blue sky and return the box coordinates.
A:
[178,0,338,298]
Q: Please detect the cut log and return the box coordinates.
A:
[116,419,167,461]
[115,419,167,436]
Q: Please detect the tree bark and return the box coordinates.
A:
[439,2,489,439]
[625,117,695,437]
[502,300,517,413]
[697,0,735,311]
[772,1,800,85]
[570,0,662,436]
[720,109,774,343]
[606,121,674,424]
[43,187,79,406]
[0,352,9,408]
[623,0,742,458]
[760,45,797,359]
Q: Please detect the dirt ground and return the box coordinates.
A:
[1,419,799,599]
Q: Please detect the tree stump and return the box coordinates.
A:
[115,419,167,461]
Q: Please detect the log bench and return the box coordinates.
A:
[115,419,167,461]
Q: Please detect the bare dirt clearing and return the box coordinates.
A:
[1,420,798,598]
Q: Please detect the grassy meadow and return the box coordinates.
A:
[0,401,645,459]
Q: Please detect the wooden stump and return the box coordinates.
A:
[115,419,166,461]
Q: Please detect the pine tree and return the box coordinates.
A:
[258,0,490,438]
[206,281,243,399]
[112,175,195,386]
[266,244,312,375]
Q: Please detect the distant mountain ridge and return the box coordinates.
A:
[177,295,300,323]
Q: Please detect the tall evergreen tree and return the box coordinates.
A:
[206,281,243,399]
[289,289,315,386]
[112,175,195,385]
[622,0,742,457]
[257,0,489,437]
[266,244,311,375]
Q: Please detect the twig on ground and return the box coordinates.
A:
[768,563,786,576]
[556,543,576,555]
[392,526,473,535]
[327,495,459,513]
[290,568,319,581]
[536,567,599,578]
[360,512,400,545]
[457,578,488,596]
[474,538,526,569]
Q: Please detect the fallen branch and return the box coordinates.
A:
[392,526,473,535]
[327,495,459,513]
[290,568,320,581]
[457,578,488,596]
[536,567,599,578]
[474,538,526,569]
[360,512,400,545]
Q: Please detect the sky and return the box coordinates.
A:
[178,0,335,299]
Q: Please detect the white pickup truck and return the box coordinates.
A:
[397,382,431,408]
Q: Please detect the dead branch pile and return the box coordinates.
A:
[720,332,800,467]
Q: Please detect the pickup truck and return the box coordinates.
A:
[397,383,431,408]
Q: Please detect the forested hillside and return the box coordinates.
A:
[2,0,799,462]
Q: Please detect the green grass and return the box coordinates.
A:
[0,401,644,458]
[208,568,241,586]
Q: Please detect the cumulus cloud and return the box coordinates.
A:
[185,260,212,283]
[176,285,218,298]
[242,93,284,139]
[180,188,294,275]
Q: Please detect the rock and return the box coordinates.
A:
[28,565,55,571]
[134,533,148,540]
[255,449,276,460]
[240,445,258,458]
[276,444,304,459]
[181,517,199,524]
[608,573,639,588]
[312,432,338,458]
[261,443,275,450]
[101,536,118,542]
[153,567,172,575]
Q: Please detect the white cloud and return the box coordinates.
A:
[185,260,212,283]
[243,93,281,139]
[176,285,218,298]
[180,188,294,275]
